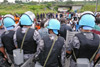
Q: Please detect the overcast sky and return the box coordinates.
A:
[0,0,85,2]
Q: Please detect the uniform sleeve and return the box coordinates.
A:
[33,30,44,58]
[13,31,18,46]
[34,39,44,58]
[97,35,100,54]
[67,36,80,51]
[0,31,4,47]
[0,38,3,47]
[33,30,42,45]
[61,40,66,67]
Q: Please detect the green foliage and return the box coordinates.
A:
[15,1,22,4]
[46,3,52,9]
[54,6,58,11]
[0,4,56,15]
[30,5,45,10]
[80,5,100,12]
[25,1,38,5]
[4,0,8,3]
[66,1,74,4]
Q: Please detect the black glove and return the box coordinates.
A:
[33,55,39,63]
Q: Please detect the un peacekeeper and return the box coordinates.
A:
[59,17,72,40]
[0,16,7,59]
[34,19,66,67]
[1,14,16,64]
[66,11,100,67]
[14,11,42,60]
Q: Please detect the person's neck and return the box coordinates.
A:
[23,26,31,28]
[0,25,3,29]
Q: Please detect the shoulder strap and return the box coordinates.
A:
[20,28,29,53]
[43,36,57,67]
[72,49,77,62]
[90,43,100,62]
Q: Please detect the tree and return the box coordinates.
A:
[84,0,86,5]
[59,0,63,2]
[46,3,52,9]
[66,0,73,4]
[4,0,8,3]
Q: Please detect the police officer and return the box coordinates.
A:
[34,19,66,67]
[1,14,16,64]
[14,11,41,60]
[66,11,100,67]
[59,18,72,40]
[0,16,7,59]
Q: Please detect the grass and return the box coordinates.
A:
[80,5,100,12]
[0,4,56,15]
[0,3,100,15]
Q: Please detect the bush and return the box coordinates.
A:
[46,3,52,9]
[54,6,58,11]
[15,1,22,4]
[80,5,100,12]
[0,4,56,15]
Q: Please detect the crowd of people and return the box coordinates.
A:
[0,11,100,67]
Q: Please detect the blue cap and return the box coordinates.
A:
[53,29,58,34]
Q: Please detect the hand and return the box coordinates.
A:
[94,54,100,63]
[33,55,39,62]
[4,55,8,59]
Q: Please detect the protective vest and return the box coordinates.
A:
[72,33,99,61]
[59,24,67,40]
[16,28,37,54]
[59,24,72,40]
[1,31,16,54]
[39,35,64,67]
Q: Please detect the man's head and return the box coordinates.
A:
[60,18,66,24]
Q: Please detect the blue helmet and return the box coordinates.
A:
[3,14,15,28]
[25,11,35,22]
[47,19,60,34]
[20,11,35,25]
[79,14,95,28]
